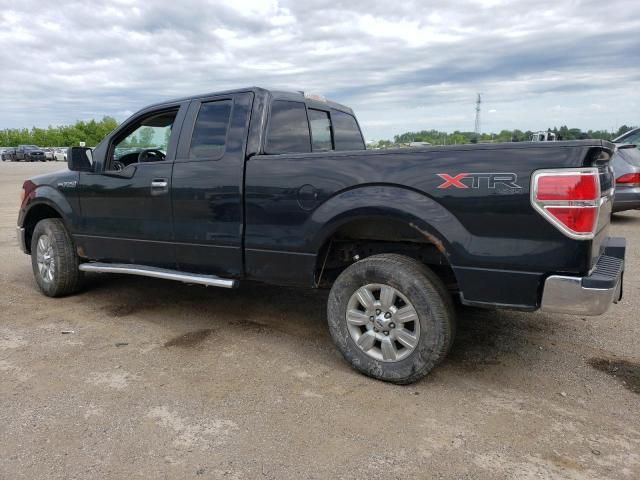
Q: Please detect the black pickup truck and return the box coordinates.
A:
[13,145,47,162]
[17,87,626,384]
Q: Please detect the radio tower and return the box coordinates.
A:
[474,93,482,141]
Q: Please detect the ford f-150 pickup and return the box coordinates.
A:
[14,144,47,162]
[17,87,626,384]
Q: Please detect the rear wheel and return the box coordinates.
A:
[30,218,83,297]
[327,254,455,384]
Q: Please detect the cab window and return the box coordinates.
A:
[266,101,311,154]
[109,109,178,170]
[308,109,333,151]
[332,110,365,151]
[189,100,233,160]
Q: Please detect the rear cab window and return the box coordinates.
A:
[265,98,365,155]
[331,110,365,151]
[308,109,333,151]
[265,101,311,154]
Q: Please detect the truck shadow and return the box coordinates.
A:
[445,305,547,374]
[82,273,547,379]
[611,212,640,224]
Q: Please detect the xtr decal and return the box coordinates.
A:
[437,173,522,190]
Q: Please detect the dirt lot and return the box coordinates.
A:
[1,161,639,479]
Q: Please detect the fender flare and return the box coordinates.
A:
[309,184,470,262]
[21,185,75,233]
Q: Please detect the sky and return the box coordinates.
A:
[0,0,638,141]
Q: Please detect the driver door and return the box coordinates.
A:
[75,102,188,268]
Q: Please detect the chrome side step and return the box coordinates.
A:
[78,263,237,288]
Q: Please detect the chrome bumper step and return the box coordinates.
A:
[78,263,237,288]
[539,237,625,316]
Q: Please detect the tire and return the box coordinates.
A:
[30,218,83,297]
[327,253,455,384]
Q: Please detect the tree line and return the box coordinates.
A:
[373,125,637,148]
[0,117,119,148]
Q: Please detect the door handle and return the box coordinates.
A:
[151,179,168,188]
[151,178,169,195]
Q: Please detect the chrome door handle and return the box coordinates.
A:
[151,179,168,188]
[150,178,169,196]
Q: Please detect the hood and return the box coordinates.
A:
[27,168,76,187]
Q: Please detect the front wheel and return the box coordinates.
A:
[30,218,84,297]
[327,254,455,384]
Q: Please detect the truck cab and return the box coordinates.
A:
[47,88,365,279]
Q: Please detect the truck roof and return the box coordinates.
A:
[145,87,355,115]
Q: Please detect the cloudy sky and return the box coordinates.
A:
[0,0,638,140]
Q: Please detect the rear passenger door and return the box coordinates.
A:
[244,100,366,285]
[171,92,254,277]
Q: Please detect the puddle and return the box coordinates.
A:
[164,329,215,348]
[588,357,640,394]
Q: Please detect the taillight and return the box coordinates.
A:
[531,168,600,239]
[616,173,640,186]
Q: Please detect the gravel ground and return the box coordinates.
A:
[1,161,639,479]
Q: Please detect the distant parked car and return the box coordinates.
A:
[613,127,640,148]
[53,148,67,161]
[14,145,46,162]
[531,131,557,142]
[43,148,55,161]
[1,147,16,161]
[612,144,640,213]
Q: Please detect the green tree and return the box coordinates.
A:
[138,127,154,147]
[0,117,121,147]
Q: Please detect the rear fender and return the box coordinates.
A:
[310,185,469,260]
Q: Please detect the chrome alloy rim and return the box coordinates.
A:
[36,234,55,283]
[346,283,420,362]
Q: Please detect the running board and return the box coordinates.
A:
[78,263,237,288]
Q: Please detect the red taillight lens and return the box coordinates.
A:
[546,207,598,234]
[537,174,598,201]
[616,173,640,186]
[531,169,601,239]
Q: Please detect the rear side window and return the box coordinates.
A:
[619,147,640,166]
[266,101,311,154]
[626,132,640,147]
[189,100,232,160]
[332,110,365,151]
[308,109,333,151]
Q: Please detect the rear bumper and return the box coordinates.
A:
[540,237,625,316]
[612,187,640,212]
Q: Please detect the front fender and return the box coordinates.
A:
[19,185,76,232]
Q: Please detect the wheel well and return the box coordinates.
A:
[23,204,62,254]
[315,218,458,290]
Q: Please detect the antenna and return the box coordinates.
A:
[474,93,482,140]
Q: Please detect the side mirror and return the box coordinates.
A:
[67,147,94,172]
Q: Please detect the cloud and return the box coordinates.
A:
[0,0,638,140]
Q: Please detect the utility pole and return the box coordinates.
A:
[474,93,482,141]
